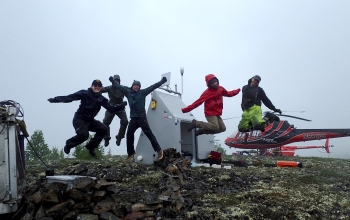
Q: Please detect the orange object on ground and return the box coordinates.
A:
[276,160,302,168]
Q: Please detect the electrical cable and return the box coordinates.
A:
[24,135,49,168]
[1,100,49,168]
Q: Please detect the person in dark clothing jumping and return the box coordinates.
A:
[109,76,167,161]
[238,75,282,132]
[101,75,129,147]
[48,79,127,157]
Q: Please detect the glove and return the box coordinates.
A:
[109,76,114,83]
[161,76,167,84]
[274,109,282,114]
[114,102,126,112]
[48,98,58,103]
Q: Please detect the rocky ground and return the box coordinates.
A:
[7,148,350,220]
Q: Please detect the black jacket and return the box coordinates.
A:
[241,79,276,111]
[111,80,164,118]
[101,84,129,105]
[53,88,125,121]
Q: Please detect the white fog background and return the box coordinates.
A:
[1,1,350,158]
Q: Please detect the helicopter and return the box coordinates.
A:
[224,112,350,153]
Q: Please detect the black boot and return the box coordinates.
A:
[88,148,96,157]
[116,136,122,146]
[104,138,110,147]
[64,146,71,154]
[85,145,96,157]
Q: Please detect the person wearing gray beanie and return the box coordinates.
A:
[109,76,167,162]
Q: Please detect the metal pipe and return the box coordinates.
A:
[157,87,182,97]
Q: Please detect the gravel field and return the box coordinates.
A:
[8,149,350,220]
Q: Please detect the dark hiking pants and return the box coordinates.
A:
[103,109,129,140]
[126,117,161,156]
[66,118,107,150]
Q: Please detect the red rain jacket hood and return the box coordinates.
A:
[205,74,218,87]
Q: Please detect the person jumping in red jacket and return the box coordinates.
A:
[181,74,241,136]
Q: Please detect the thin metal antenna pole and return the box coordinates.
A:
[180,67,184,96]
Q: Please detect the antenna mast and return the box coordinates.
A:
[180,67,184,96]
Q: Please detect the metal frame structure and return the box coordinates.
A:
[0,104,26,214]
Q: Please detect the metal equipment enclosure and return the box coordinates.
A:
[135,90,215,164]
[0,103,26,214]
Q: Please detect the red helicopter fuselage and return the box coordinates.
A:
[225,120,350,150]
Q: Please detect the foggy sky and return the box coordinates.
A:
[1,1,350,158]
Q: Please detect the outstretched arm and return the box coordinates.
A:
[142,77,167,96]
[48,90,86,103]
[222,87,241,97]
[100,86,110,94]
[181,90,209,113]
[109,76,128,95]
[259,88,279,112]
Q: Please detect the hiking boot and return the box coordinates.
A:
[188,119,197,132]
[88,148,96,157]
[156,150,164,161]
[116,137,121,146]
[104,138,110,147]
[64,145,71,154]
[126,152,136,161]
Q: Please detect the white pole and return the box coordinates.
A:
[180,67,184,96]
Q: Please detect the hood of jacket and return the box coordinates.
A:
[205,74,219,88]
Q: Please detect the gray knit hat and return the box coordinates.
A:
[113,75,120,81]
[252,75,261,82]
[132,80,141,88]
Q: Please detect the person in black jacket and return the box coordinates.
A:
[238,75,282,132]
[48,79,127,156]
[109,76,167,162]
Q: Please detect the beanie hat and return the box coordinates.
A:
[131,80,141,88]
[113,75,120,81]
[91,79,102,86]
[252,75,261,82]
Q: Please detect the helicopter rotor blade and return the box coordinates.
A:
[278,114,312,122]
[282,110,305,113]
[263,111,312,122]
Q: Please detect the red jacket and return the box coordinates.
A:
[181,74,240,116]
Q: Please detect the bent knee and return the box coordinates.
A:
[78,133,89,140]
